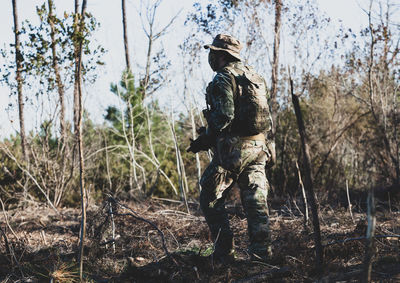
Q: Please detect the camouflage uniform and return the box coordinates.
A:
[199,43,272,260]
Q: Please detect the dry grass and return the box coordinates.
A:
[49,263,79,282]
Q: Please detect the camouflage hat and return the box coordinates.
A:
[204,34,242,60]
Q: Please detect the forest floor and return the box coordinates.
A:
[1,192,400,282]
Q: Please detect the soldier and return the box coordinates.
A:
[188,34,273,263]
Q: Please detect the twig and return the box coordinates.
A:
[324,235,400,247]
[107,197,171,259]
[0,197,19,239]
[151,197,198,206]
[388,192,392,213]
[346,180,355,224]
[0,225,24,277]
[295,160,308,225]
[0,146,59,214]
[232,266,291,283]
[108,202,116,253]
[210,228,221,270]
[99,238,117,246]
[363,189,376,283]
[0,225,12,262]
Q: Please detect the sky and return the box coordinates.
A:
[0,0,370,139]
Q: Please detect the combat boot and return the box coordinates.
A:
[210,237,235,265]
[210,248,236,265]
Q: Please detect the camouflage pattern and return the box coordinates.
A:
[200,59,271,259]
[230,64,272,136]
[204,34,243,61]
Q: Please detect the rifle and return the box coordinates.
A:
[187,126,212,153]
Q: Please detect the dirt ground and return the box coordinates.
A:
[0,196,399,282]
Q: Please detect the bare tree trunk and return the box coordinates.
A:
[125,76,138,191]
[48,0,69,207]
[362,190,376,283]
[295,160,308,226]
[270,0,282,137]
[346,180,355,223]
[121,0,131,71]
[181,49,202,192]
[140,0,179,98]
[48,0,67,146]
[73,0,80,139]
[74,0,88,279]
[190,106,202,191]
[143,30,153,94]
[12,0,28,162]
[168,115,189,213]
[290,77,323,271]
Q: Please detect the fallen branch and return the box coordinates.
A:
[151,196,199,206]
[232,266,291,283]
[0,197,19,239]
[107,197,171,259]
[324,235,400,247]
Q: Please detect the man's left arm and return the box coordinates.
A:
[187,72,235,153]
[206,72,235,136]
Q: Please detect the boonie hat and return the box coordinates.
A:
[204,34,243,60]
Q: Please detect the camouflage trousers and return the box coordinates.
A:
[200,136,271,258]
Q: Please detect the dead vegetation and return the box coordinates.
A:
[0,195,400,282]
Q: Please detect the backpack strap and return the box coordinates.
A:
[224,65,244,100]
[222,65,245,135]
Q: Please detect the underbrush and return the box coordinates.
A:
[0,198,399,282]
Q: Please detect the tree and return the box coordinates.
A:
[47,0,66,147]
[122,0,131,71]
[139,0,179,98]
[106,70,145,191]
[11,0,28,162]
[290,75,323,270]
[1,1,105,208]
[270,0,282,138]
[73,0,88,279]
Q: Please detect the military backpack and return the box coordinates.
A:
[228,64,272,136]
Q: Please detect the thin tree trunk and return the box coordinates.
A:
[296,160,308,226]
[12,0,28,162]
[74,0,88,279]
[73,0,80,139]
[270,0,282,138]
[290,77,323,271]
[48,0,66,147]
[190,106,202,191]
[346,180,355,223]
[362,190,376,283]
[168,116,189,213]
[143,31,153,95]
[121,0,131,71]
[126,77,138,191]
[48,0,69,207]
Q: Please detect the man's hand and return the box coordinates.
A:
[197,126,206,135]
[187,130,210,153]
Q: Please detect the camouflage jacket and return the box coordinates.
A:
[205,61,241,137]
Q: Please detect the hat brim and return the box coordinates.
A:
[204,44,241,61]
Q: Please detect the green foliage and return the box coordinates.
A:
[1,2,105,98]
[106,70,145,140]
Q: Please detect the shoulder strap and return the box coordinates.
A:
[223,65,244,100]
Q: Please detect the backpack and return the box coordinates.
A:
[228,65,273,136]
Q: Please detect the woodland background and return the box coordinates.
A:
[0,0,399,282]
